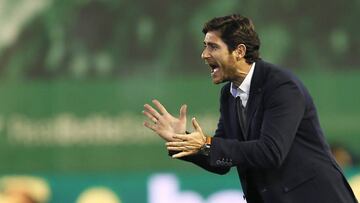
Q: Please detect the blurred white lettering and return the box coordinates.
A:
[148,174,246,203]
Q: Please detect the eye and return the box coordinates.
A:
[203,43,218,51]
[209,44,218,50]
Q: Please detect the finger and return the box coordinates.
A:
[144,104,161,119]
[167,144,197,151]
[143,110,158,123]
[172,151,195,158]
[179,104,187,120]
[152,99,169,115]
[172,134,189,141]
[184,145,198,150]
[166,141,185,147]
[192,117,202,132]
[143,121,157,132]
[167,146,186,151]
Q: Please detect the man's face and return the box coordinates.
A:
[201,31,238,84]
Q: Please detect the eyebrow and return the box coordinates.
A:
[203,41,219,47]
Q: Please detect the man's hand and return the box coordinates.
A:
[166,118,206,158]
[143,99,187,142]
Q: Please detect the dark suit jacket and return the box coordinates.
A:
[178,60,357,203]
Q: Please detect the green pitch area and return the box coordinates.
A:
[0,70,359,173]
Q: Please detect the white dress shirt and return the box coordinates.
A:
[230,62,255,107]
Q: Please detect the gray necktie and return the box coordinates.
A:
[235,96,247,137]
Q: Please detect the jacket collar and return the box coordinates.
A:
[244,60,266,138]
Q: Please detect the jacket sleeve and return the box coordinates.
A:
[169,151,230,175]
[168,85,231,175]
[209,81,306,170]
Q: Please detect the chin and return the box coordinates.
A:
[212,78,225,84]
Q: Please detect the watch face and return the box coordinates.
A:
[200,144,211,156]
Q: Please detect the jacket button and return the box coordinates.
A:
[284,187,289,192]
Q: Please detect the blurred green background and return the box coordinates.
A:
[0,0,359,202]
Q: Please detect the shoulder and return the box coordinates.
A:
[258,60,303,89]
[257,60,308,100]
[220,82,231,95]
[219,82,231,103]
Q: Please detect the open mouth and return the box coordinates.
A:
[208,63,220,74]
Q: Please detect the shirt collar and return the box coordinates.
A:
[230,62,256,97]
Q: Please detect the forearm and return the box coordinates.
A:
[168,150,230,175]
[209,137,283,170]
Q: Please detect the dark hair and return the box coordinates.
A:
[202,14,260,64]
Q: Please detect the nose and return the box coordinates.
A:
[201,48,210,59]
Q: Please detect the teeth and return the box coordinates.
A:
[211,68,219,75]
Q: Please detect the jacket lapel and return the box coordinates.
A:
[244,60,265,138]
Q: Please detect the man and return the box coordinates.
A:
[143,14,357,203]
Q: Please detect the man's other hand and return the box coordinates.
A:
[166,118,206,158]
[143,99,187,142]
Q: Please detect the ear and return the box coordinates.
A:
[233,44,246,61]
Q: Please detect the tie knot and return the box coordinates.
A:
[236,96,244,108]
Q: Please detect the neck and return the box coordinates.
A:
[232,62,252,87]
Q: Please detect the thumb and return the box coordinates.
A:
[179,104,187,120]
[192,117,202,132]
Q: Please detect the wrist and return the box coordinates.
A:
[199,136,212,156]
[205,136,212,145]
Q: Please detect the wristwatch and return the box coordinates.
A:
[199,136,212,156]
